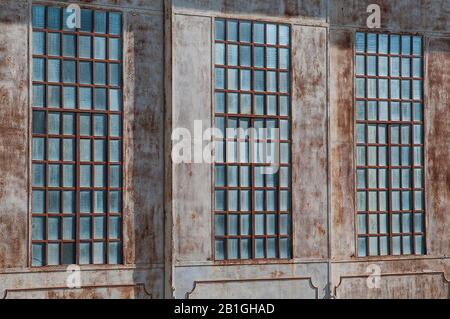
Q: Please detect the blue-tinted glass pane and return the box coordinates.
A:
[110,165,121,188]
[110,140,121,162]
[227,20,238,41]
[33,58,45,82]
[80,139,91,161]
[48,85,61,108]
[109,63,121,86]
[32,217,45,240]
[33,138,45,160]
[94,36,106,59]
[109,115,122,137]
[63,34,76,57]
[63,191,75,214]
[94,11,107,34]
[109,89,121,111]
[80,9,93,32]
[64,86,77,109]
[266,24,277,44]
[48,33,61,56]
[94,190,106,213]
[215,20,225,41]
[109,38,121,60]
[32,111,46,134]
[79,36,92,58]
[47,7,61,30]
[80,87,92,109]
[33,85,45,107]
[48,59,61,82]
[80,191,91,214]
[80,217,91,239]
[63,60,76,83]
[109,12,122,35]
[32,190,45,213]
[32,6,45,28]
[33,31,45,55]
[279,25,290,45]
[110,191,122,213]
[94,140,106,162]
[32,164,45,187]
[94,88,107,110]
[94,62,106,84]
[32,244,45,266]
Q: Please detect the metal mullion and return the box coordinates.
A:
[59,12,65,264]
[276,24,281,258]
[364,33,370,255]
[75,25,82,265]
[386,33,394,256]
[375,34,381,256]
[398,35,404,255]
[44,10,49,266]
[223,19,229,260]
[105,11,111,265]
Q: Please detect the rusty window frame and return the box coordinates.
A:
[213,18,292,261]
[354,31,426,257]
[30,4,124,266]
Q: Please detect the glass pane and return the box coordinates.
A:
[80,191,91,213]
[94,11,107,33]
[94,190,106,213]
[63,34,76,57]
[80,243,91,264]
[80,9,93,32]
[215,240,225,260]
[63,217,75,240]
[110,165,121,188]
[93,242,105,264]
[109,12,122,35]
[94,36,106,59]
[94,62,106,85]
[47,7,61,30]
[94,140,105,162]
[48,191,60,213]
[33,58,45,81]
[33,138,45,160]
[63,138,75,161]
[32,190,45,213]
[63,191,75,214]
[227,20,238,41]
[110,191,122,213]
[33,85,45,107]
[266,24,277,44]
[63,164,75,187]
[32,217,45,240]
[109,38,121,60]
[79,36,92,58]
[48,139,60,161]
[63,113,75,135]
[32,6,45,28]
[32,164,45,187]
[63,86,76,109]
[109,216,121,239]
[47,32,61,56]
[215,20,225,41]
[80,62,92,84]
[94,216,105,239]
[110,89,122,111]
[80,139,91,161]
[32,111,46,134]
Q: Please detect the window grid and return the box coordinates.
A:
[31,5,123,266]
[355,31,426,257]
[214,19,292,261]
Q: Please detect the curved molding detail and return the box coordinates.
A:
[2,283,152,299]
[186,277,319,299]
[333,271,450,298]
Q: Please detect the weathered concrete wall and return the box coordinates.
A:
[0,0,165,299]
[0,0,449,299]
[329,1,450,299]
